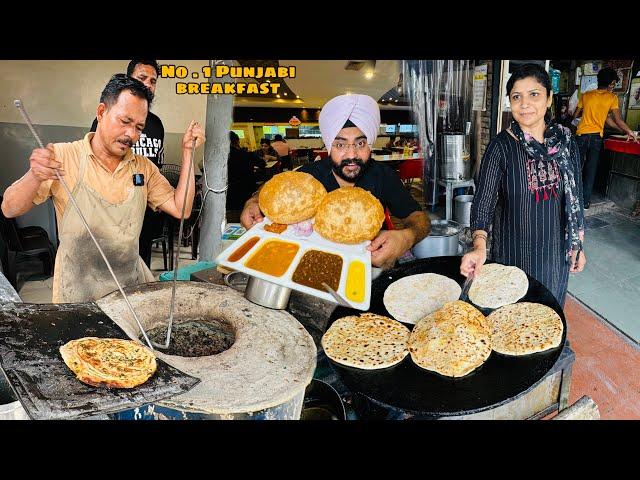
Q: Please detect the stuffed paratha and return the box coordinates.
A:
[60,337,157,389]
[408,301,491,378]
[486,302,564,355]
[321,313,410,370]
[468,263,529,309]
[383,273,462,325]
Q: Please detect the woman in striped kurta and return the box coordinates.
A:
[460,64,586,307]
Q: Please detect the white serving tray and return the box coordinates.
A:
[216,218,372,310]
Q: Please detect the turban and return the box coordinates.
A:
[319,94,380,155]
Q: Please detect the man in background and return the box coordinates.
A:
[91,59,165,266]
[573,67,638,208]
[271,134,292,170]
[226,131,257,223]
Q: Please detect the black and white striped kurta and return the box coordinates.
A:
[471,130,584,307]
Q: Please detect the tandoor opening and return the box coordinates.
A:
[143,317,236,357]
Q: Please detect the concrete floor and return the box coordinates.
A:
[567,193,640,344]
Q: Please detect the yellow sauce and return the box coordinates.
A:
[345,260,365,303]
[244,239,299,277]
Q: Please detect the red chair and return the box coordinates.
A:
[397,159,424,188]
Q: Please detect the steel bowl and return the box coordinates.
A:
[243,275,292,310]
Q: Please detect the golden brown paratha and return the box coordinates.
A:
[486,302,564,355]
[259,171,327,224]
[383,273,462,325]
[314,187,384,244]
[408,301,491,378]
[321,313,411,370]
[468,263,529,309]
[60,337,157,389]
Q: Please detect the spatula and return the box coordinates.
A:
[459,270,474,302]
[322,282,353,308]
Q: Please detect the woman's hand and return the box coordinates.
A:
[569,249,586,273]
[460,247,487,277]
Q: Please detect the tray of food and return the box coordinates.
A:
[216,171,387,311]
[216,217,372,310]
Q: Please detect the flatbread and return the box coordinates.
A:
[314,187,385,244]
[383,273,462,325]
[408,301,491,378]
[486,302,564,356]
[60,337,157,389]
[468,263,529,309]
[259,171,327,224]
[321,313,411,370]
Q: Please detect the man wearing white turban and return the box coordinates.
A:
[241,93,430,270]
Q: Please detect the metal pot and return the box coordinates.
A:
[301,379,346,420]
[438,133,471,180]
[225,271,292,310]
[454,195,474,227]
[412,220,462,258]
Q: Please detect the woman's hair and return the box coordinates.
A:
[260,138,271,146]
[506,63,552,97]
[273,134,283,141]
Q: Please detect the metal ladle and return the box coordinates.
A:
[150,138,196,350]
[14,99,155,350]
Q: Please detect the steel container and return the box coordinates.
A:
[244,275,292,310]
[454,194,474,227]
[412,220,462,258]
[438,133,471,180]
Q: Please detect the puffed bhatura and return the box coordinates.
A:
[314,187,385,244]
[258,172,327,224]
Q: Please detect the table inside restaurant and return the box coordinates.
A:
[371,153,423,162]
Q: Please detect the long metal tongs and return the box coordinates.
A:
[459,270,474,302]
[151,138,196,350]
[14,100,154,350]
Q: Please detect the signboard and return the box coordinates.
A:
[288,116,301,127]
[472,64,487,111]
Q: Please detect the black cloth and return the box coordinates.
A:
[298,157,421,219]
[90,111,166,268]
[90,111,165,167]
[471,130,585,306]
[227,146,258,210]
[576,133,603,206]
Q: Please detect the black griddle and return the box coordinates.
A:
[0,302,200,420]
[327,256,567,416]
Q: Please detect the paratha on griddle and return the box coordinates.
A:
[383,273,462,325]
[408,300,491,378]
[60,337,157,389]
[468,263,529,309]
[321,313,411,370]
[486,302,564,355]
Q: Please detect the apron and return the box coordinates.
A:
[53,151,156,303]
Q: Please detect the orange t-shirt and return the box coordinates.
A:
[576,89,619,137]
